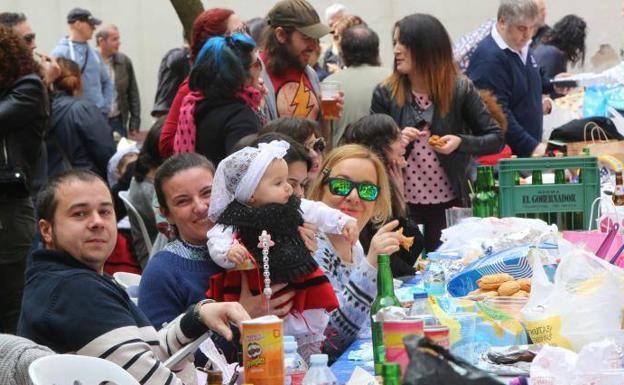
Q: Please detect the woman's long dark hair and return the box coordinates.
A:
[543,14,586,66]
[383,14,457,116]
[342,114,406,217]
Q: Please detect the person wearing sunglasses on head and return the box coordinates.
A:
[307,144,404,361]
[260,117,326,183]
[0,12,61,86]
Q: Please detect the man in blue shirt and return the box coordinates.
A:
[51,8,113,116]
[467,0,564,157]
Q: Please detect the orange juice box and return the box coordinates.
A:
[242,315,284,385]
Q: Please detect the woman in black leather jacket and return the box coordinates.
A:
[371,14,504,251]
[47,57,115,179]
[0,26,48,333]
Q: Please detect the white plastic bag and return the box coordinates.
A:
[438,217,557,261]
[522,246,624,351]
[530,339,624,385]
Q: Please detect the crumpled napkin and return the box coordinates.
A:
[346,366,379,385]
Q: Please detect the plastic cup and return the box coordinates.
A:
[320,81,341,120]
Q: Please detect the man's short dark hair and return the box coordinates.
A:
[36,169,108,223]
[340,25,380,67]
[0,12,27,28]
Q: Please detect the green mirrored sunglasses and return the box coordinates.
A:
[324,177,380,201]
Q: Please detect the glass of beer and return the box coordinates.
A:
[321,81,341,120]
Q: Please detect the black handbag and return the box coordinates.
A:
[0,137,29,198]
[402,335,504,385]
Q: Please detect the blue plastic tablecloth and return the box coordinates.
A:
[330,338,374,384]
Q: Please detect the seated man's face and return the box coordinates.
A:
[39,178,117,273]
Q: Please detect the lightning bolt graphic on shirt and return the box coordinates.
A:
[290,75,314,118]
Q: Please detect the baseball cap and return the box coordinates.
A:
[266,0,330,39]
[67,8,101,26]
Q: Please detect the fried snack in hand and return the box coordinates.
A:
[477,273,514,290]
[428,135,446,148]
[396,227,415,250]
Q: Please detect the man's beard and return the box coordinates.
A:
[270,41,307,76]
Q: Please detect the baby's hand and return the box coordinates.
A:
[342,220,359,245]
[227,243,248,266]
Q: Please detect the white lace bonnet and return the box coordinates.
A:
[208,140,290,221]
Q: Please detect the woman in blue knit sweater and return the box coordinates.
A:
[138,153,296,330]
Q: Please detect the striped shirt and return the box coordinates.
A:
[18,249,209,384]
[314,233,377,360]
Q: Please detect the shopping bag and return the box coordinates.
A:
[521,247,624,351]
[562,197,624,262]
[402,335,504,385]
[565,121,624,160]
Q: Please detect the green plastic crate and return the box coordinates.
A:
[498,156,600,230]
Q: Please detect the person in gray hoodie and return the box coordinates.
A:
[51,8,113,116]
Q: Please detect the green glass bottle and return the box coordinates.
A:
[473,167,491,218]
[371,254,400,375]
[382,363,402,385]
[554,153,569,229]
[572,148,591,228]
[511,155,521,186]
[531,161,549,222]
[485,166,499,217]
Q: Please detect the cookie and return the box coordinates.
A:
[481,290,499,298]
[512,290,529,298]
[517,278,532,292]
[396,227,415,250]
[477,273,514,290]
[498,280,521,296]
[466,288,498,299]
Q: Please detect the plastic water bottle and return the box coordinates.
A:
[284,337,307,385]
[302,354,337,385]
[409,292,432,317]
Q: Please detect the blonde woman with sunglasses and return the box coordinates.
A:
[307,144,402,361]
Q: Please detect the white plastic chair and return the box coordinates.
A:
[113,271,142,289]
[118,190,153,254]
[113,272,142,305]
[29,354,140,385]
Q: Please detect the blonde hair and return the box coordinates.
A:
[307,144,392,224]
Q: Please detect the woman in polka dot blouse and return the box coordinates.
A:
[371,14,504,251]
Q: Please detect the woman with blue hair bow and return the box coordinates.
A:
[174,33,266,165]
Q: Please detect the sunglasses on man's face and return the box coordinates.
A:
[232,23,251,36]
[306,137,325,154]
[324,177,380,201]
[23,33,36,44]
